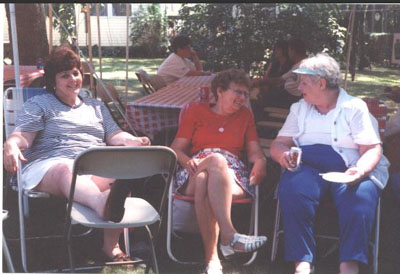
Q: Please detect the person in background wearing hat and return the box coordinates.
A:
[270,53,389,274]
[157,35,212,85]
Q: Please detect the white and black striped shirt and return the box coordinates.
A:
[15,93,121,172]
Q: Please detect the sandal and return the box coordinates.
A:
[204,260,223,274]
[219,233,267,259]
[103,179,132,222]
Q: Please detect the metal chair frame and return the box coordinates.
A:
[166,183,260,266]
[135,69,156,95]
[64,146,177,273]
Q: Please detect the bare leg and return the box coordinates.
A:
[187,171,220,264]
[194,154,245,245]
[35,163,125,259]
[185,153,246,263]
[339,261,359,274]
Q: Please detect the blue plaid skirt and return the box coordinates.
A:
[174,148,255,198]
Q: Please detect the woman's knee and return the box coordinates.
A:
[204,153,229,173]
[194,171,209,201]
[47,163,73,182]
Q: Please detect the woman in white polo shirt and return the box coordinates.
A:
[270,53,389,274]
[157,35,211,84]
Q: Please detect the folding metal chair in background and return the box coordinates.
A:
[135,69,166,95]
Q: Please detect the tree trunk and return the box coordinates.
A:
[5,3,49,65]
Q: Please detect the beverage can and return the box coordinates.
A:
[288,147,302,171]
[36,58,44,69]
[199,87,210,102]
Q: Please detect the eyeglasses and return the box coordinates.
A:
[228,88,249,98]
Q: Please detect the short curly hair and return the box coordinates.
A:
[44,46,82,94]
[211,69,251,100]
[170,35,191,53]
[298,53,342,89]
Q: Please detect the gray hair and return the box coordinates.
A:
[298,53,342,89]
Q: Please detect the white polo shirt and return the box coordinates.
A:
[278,88,390,189]
[157,53,196,84]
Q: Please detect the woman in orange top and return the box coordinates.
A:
[171,69,267,274]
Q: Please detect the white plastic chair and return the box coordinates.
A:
[3,87,93,273]
[64,146,177,273]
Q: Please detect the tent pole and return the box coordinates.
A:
[96,4,102,80]
[49,3,53,53]
[9,4,21,90]
[344,5,356,90]
[125,4,130,104]
[86,4,95,94]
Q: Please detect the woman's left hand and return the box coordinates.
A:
[249,158,267,186]
[125,136,151,146]
[344,166,366,186]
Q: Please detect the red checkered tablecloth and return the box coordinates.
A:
[173,75,216,88]
[4,65,44,88]
[126,76,216,140]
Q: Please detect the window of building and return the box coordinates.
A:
[89,4,108,16]
[112,4,131,16]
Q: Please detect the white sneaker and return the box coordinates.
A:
[204,260,223,274]
[220,233,267,258]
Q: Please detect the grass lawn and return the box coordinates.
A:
[90,58,399,115]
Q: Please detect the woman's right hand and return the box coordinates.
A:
[278,150,296,170]
[185,158,199,176]
[3,141,27,174]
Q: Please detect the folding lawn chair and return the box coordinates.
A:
[64,146,177,273]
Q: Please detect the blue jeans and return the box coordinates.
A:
[278,144,381,264]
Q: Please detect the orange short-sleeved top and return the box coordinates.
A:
[175,102,258,158]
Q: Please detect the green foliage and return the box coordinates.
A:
[51,4,76,44]
[130,4,168,58]
[177,3,348,73]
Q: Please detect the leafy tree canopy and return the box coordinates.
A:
[177,3,347,73]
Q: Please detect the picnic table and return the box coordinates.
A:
[126,75,216,140]
[3,65,44,88]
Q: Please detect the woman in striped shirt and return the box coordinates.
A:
[3,46,150,263]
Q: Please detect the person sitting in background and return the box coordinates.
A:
[170,69,267,274]
[251,39,294,120]
[157,35,212,85]
[270,53,389,274]
[253,38,307,109]
[3,46,151,263]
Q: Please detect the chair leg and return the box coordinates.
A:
[65,222,75,273]
[373,198,381,274]
[18,187,28,272]
[123,228,131,257]
[145,225,159,274]
[270,199,281,263]
[3,230,16,272]
[244,186,259,266]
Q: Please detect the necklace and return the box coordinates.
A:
[216,112,238,133]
